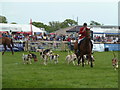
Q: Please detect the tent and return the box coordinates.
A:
[17,31,32,35]
[0,31,7,33]
[0,23,46,34]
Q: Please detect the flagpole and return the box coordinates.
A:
[77,16,78,25]
[30,19,33,35]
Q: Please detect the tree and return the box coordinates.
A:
[63,19,78,26]
[32,21,52,32]
[32,22,45,28]
[11,22,17,24]
[31,19,78,33]
[48,21,61,32]
[90,20,102,25]
[0,15,7,23]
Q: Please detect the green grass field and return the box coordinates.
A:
[2,51,119,88]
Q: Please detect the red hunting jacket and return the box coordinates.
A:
[79,27,89,39]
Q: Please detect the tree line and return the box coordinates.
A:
[0,15,103,33]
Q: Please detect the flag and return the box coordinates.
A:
[30,19,33,35]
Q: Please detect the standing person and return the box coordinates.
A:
[9,30,12,36]
[7,30,13,39]
[67,36,71,49]
[2,33,8,37]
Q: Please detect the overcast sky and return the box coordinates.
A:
[0,0,119,25]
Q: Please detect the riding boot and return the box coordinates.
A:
[90,40,93,53]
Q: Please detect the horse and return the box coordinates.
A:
[0,37,14,55]
[74,29,93,67]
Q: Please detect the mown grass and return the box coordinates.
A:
[2,51,119,88]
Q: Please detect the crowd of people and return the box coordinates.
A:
[0,31,119,44]
[93,35,119,43]
[0,30,119,51]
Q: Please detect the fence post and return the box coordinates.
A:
[24,40,28,51]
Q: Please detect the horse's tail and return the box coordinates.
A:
[11,39,14,48]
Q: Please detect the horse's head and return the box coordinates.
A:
[86,28,91,38]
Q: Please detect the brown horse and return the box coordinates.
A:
[0,37,14,55]
[74,29,93,67]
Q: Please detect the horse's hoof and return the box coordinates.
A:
[91,65,93,68]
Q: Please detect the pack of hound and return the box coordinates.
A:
[22,49,96,66]
[22,49,119,71]
[65,50,95,66]
[39,49,59,65]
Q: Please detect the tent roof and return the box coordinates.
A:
[0,23,46,33]
[66,25,119,34]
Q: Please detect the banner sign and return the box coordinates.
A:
[93,44,105,52]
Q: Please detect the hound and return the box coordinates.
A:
[29,52,38,62]
[36,49,45,52]
[83,55,95,65]
[112,51,118,70]
[49,53,59,64]
[22,53,33,64]
[65,51,77,65]
[39,49,52,65]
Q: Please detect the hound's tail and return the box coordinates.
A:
[23,53,24,56]
[113,51,116,58]
[67,50,70,55]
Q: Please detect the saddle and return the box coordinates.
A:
[78,38,93,51]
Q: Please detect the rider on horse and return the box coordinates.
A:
[78,23,89,43]
[78,23,93,52]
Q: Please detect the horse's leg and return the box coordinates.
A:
[74,49,77,56]
[8,44,14,55]
[2,44,7,55]
[78,55,82,66]
[90,55,93,67]
[81,55,84,67]
[90,40,93,51]
[88,54,93,67]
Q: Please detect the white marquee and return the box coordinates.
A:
[0,23,46,34]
